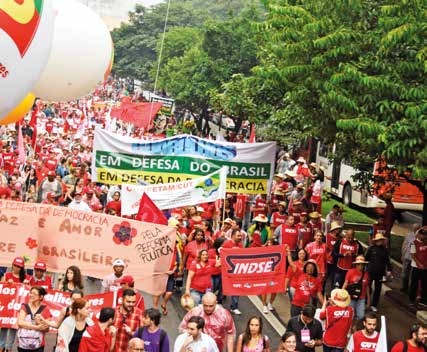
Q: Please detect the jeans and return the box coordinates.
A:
[290,304,302,317]
[401,259,412,292]
[333,268,348,288]
[211,275,223,303]
[350,299,366,320]
[190,289,204,306]
[230,296,239,310]
[369,274,382,308]
[409,267,427,304]
[323,346,344,352]
[0,328,17,350]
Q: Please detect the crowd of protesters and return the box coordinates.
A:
[0,79,425,352]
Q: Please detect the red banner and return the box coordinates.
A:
[220,245,287,295]
[0,283,116,328]
[111,101,163,129]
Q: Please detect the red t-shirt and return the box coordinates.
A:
[391,341,425,352]
[292,274,321,307]
[253,197,268,217]
[271,212,287,229]
[286,261,304,288]
[337,239,360,270]
[29,275,53,289]
[320,305,354,348]
[79,321,112,352]
[305,242,326,274]
[200,202,215,220]
[345,268,370,299]
[222,240,243,249]
[348,330,379,352]
[4,272,30,283]
[280,224,299,250]
[189,260,214,292]
[208,249,221,275]
[296,223,313,247]
[326,233,338,264]
[184,241,208,269]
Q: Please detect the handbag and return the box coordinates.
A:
[347,271,365,300]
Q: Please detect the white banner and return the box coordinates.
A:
[92,129,276,195]
[122,168,227,214]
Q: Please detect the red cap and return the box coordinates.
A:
[120,275,134,285]
[47,192,56,198]
[34,260,47,271]
[47,171,56,176]
[301,212,308,216]
[13,257,25,268]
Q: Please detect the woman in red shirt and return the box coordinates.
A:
[184,249,219,305]
[305,230,327,282]
[290,258,324,317]
[209,238,225,304]
[343,255,370,321]
[182,229,208,271]
[284,248,308,301]
[0,257,30,351]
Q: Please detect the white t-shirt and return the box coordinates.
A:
[68,200,92,212]
[174,332,219,352]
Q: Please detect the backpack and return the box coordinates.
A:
[347,271,365,300]
[136,327,167,351]
[402,340,427,352]
[17,303,46,350]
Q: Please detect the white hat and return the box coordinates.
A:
[113,259,125,267]
[297,156,305,163]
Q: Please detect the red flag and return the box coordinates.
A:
[249,123,256,143]
[110,101,163,129]
[28,107,37,127]
[135,193,168,225]
[17,122,26,164]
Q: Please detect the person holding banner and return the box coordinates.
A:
[0,257,30,352]
[29,260,53,290]
[17,286,52,352]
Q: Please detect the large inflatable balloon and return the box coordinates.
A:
[33,0,114,101]
[0,0,54,121]
[0,93,35,125]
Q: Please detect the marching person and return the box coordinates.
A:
[345,312,379,352]
[179,292,235,352]
[133,308,169,352]
[79,307,116,352]
[324,222,343,293]
[364,233,392,312]
[319,289,354,352]
[174,316,218,352]
[409,226,427,309]
[128,338,145,352]
[343,256,370,321]
[285,304,323,352]
[236,316,270,352]
[102,259,126,293]
[332,229,364,288]
[113,289,144,352]
[277,332,297,352]
[390,322,427,352]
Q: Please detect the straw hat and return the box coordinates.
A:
[196,206,205,213]
[279,201,287,207]
[284,170,297,178]
[353,255,368,265]
[223,218,234,225]
[309,211,321,219]
[330,221,343,232]
[330,289,351,308]
[180,295,195,311]
[296,183,305,189]
[168,218,180,227]
[253,214,268,223]
[274,189,284,196]
[372,233,386,241]
[274,173,285,179]
[297,156,306,163]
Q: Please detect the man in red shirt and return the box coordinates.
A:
[345,312,379,352]
[409,227,427,308]
[320,289,354,352]
[333,229,364,288]
[391,323,427,352]
[116,275,145,313]
[270,202,288,232]
[79,307,116,352]
[275,215,298,255]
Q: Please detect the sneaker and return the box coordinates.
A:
[267,303,274,311]
[263,306,269,314]
[371,306,378,312]
[232,309,242,315]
